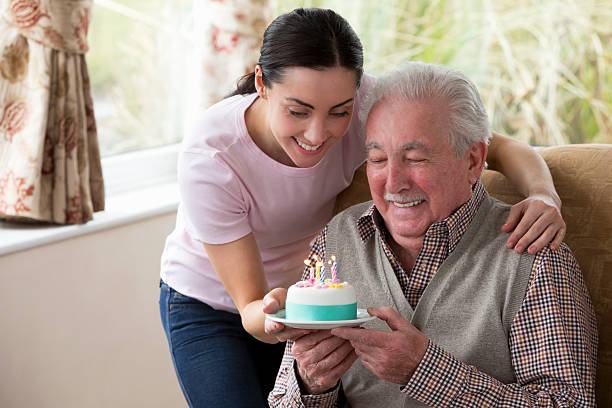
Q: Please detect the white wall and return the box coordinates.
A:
[0,213,186,407]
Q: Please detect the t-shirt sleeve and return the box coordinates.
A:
[178,150,251,244]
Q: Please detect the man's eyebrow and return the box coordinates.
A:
[365,141,429,152]
[365,141,382,150]
[285,97,354,110]
[401,141,427,151]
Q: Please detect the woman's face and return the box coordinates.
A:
[259,66,358,168]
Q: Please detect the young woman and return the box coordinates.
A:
[159,8,564,408]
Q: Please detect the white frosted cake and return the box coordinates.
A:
[285,280,357,321]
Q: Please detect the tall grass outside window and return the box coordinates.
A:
[275,0,612,145]
[87,0,611,157]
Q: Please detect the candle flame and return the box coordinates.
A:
[304,259,311,266]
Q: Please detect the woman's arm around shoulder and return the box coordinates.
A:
[486,132,565,254]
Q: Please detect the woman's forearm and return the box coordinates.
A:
[486,132,561,208]
[202,235,277,344]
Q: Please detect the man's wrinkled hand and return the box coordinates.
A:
[292,330,358,395]
[332,307,428,385]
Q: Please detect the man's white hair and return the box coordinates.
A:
[360,62,492,157]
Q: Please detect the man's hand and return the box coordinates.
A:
[332,307,428,385]
[292,330,358,395]
[263,288,311,342]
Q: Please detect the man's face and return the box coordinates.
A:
[365,96,481,249]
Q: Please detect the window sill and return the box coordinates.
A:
[0,183,178,256]
[0,182,179,256]
[0,144,180,256]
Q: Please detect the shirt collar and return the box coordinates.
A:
[357,179,488,253]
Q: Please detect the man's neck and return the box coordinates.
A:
[388,236,423,273]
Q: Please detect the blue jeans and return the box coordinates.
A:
[159,281,286,408]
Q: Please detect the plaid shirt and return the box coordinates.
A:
[268,180,598,407]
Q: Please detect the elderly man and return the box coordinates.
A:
[267,62,597,407]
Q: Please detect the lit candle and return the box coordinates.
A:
[315,260,323,281]
[304,259,314,280]
[321,264,326,281]
[330,255,338,283]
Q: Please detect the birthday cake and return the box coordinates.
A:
[285,255,357,321]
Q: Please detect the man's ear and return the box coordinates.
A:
[466,141,488,185]
[254,65,266,99]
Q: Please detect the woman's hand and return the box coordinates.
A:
[502,194,565,254]
[264,288,311,342]
[485,133,565,254]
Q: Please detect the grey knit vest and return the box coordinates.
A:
[326,194,535,408]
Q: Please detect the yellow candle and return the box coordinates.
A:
[315,261,323,281]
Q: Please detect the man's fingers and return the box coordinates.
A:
[333,307,406,340]
[332,326,384,347]
[296,340,357,393]
[366,306,406,331]
[293,330,346,365]
[277,328,313,342]
[292,330,334,352]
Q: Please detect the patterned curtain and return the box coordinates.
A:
[0,0,104,224]
[195,0,271,109]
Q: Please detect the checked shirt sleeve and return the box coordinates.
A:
[402,245,597,407]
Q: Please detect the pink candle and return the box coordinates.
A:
[331,255,338,283]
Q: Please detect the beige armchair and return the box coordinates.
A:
[334,144,612,406]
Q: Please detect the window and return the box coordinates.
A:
[87,0,194,157]
[276,0,612,145]
[87,0,611,155]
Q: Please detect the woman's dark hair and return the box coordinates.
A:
[230,8,363,96]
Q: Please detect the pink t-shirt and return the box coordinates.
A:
[160,76,371,313]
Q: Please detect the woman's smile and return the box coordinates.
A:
[294,137,324,154]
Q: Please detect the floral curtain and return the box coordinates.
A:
[0,0,103,224]
[195,0,271,108]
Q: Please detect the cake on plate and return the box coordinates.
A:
[285,255,357,321]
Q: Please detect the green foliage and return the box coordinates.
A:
[274,0,612,145]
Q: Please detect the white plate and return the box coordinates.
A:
[266,308,376,329]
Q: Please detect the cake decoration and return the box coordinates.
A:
[286,254,357,321]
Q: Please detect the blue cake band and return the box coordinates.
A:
[286,301,357,321]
